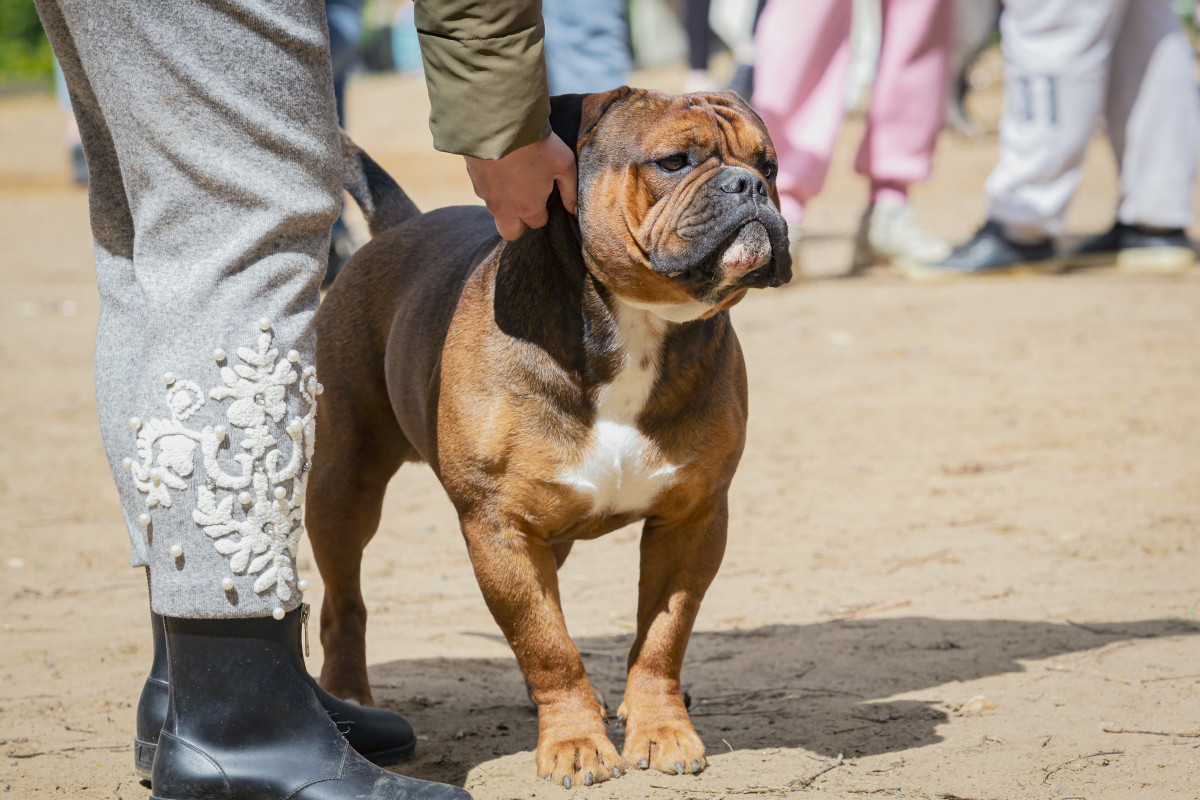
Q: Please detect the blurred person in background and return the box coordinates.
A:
[684,0,769,96]
[323,0,363,286]
[543,0,631,93]
[53,57,87,186]
[686,0,719,91]
[920,0,1198,277]
[754,0,955,276]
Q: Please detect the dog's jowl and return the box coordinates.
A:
[308,87,792,789]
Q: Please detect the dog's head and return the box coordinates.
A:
[550,88,792,322]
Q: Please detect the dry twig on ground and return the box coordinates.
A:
[837,600,911,621]
[1043,750,1124,783]
[1103,726,1200,738]
[846,789,899,795]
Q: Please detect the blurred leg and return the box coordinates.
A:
[543,0,631,94]
[985,0,1128,240]
[858,0,953,197]
[753,0,852,223]
[36,0,341,619]
[1106,0,1198,230]
[686,0,712,71]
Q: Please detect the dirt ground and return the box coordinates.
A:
[3,56,1200,800]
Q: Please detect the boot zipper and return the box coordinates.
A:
[300,602,311,657]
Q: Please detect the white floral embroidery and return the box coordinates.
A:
[128,327,317,601]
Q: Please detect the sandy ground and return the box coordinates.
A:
[3,57,1200,800]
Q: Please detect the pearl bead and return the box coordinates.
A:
[163,372,175,385]
[272,607,285,620]
[238,492,252,505]
[214,425,226,441]
[273,486,287,500]
[149,468,162,483]
[287,350,299,363]
[213,348,226,361]
[122,457,133,470]
[221,577,234,591]
[258,317,271,331]
[314,383,324,395]
[169,543,183,558]
[129,417,141,430]
[297,579,309,592]
[138,513,151,526]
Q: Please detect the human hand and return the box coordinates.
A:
[464,132,578,241]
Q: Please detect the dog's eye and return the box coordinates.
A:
[657,154,688,172]
[761,161,777,180]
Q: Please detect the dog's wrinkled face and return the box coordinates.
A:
[576,87,792,321]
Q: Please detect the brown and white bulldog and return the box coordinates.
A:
[308,87,792,789]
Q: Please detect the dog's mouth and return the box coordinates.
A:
[662,220,789,298]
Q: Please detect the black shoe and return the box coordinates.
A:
[900,220,1058,281]
[1066,222,1195,274]
[136,610,416,784]
[148,609,466,800]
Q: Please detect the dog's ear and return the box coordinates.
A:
[549,86,637,154]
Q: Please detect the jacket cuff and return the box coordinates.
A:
[418,23,553,160]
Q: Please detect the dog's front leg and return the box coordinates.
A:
[619,495,728,775]
[462,518,627,788]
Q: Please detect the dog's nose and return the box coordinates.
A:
[718,168,767,198]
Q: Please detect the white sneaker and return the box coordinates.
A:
[851,200,951,273]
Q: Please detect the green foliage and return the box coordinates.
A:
[0,0,53,86]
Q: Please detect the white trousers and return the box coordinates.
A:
[987,0,1199,237]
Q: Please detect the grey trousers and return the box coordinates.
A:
[987,0,1199,237]
[36,0,342,618]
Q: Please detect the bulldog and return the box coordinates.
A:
[308,87,792,789]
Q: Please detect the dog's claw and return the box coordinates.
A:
[585,773,594,786]
[639,760,648,769]
[563,777,572,789]
[675,761,684,774]
[545,774,551,782]
[692,760,700,773]
[613,767,622,778]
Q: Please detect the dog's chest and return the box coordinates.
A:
[557,303,678,515]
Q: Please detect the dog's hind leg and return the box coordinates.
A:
[307,366,410,706]
[619,494,729,776]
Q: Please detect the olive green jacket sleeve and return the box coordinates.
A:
[415,0,553,160]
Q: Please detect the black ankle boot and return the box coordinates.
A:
[135,610,415,781]
[148,609,465,800]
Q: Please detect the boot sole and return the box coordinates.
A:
[134,738,155,782]
[364,739,417,766]
[137,737,414,786]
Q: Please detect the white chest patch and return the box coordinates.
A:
[557,300,679,515]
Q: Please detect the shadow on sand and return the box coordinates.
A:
[366,616,1199,786]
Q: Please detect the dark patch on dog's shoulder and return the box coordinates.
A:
[493,195,621,423]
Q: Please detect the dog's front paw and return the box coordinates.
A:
[536,731,627,789]
[620,700,707,775]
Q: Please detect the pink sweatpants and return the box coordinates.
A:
[753,0,953,223]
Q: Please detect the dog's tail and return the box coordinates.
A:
[340,130,420,237]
